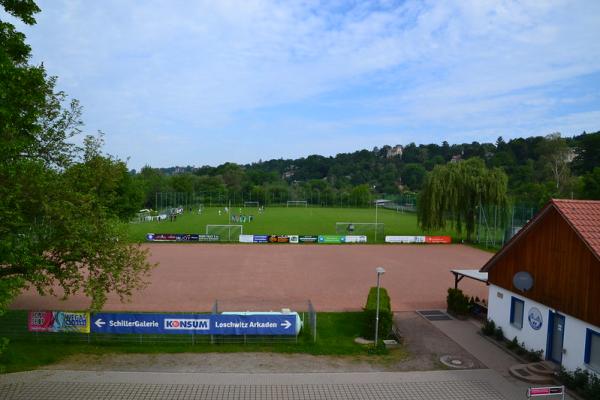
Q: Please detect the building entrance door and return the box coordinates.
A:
[548,312,565,364]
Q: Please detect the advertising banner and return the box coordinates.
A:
[197,234,220,242]
[175,234,199,241]
[344,235,367,243]
[318,235,344,244]
[425,236,452,244]
[385,236,426,243]
[298,235,318,243]
[239,234,254,243]
[268,235,289,243]
[253,235,269,243]
[91,313,296,336]
[147,233,177,241]
[288,235,299,244]
[146,233,220,242]
[28,311,90,333]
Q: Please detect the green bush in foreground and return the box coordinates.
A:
[558,367,600,400]
[446,288,470,316]
[362,287,393,340]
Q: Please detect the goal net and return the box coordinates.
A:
[287,200,308,207]
[205,225,243,242]
[335,222,384,239]
[243,201,259,207]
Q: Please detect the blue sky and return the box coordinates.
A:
[9,0,600,169]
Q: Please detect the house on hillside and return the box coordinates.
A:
[480,199,600,373]
[386,145,403,158]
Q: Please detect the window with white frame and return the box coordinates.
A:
[510,297,524,329]
[585,329,600,372]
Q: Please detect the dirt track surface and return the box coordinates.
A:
[11,244,491,312]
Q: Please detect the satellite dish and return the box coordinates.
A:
[513,271,534,292]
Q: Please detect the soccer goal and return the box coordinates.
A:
[205,225,243,242]
[287,200,308,207]
[335,222,384,238]
[243,201,259,208]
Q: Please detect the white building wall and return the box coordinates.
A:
[488,284,600,373]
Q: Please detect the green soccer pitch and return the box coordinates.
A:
[127,206,455,243]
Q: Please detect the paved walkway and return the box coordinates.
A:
[430,316,574,399]
[0,369,520,399]
[431,318,525,377]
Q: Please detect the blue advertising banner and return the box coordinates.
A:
[91,313,296,335]
[253,235,269,243]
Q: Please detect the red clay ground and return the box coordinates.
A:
[11,244,491,312]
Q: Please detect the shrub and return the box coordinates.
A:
[558,367,576,389]
[447,288,470,315]
[583,373,600,399]
[493,326,504,341]
[507,336,519,350]
[558,367,600,399]
[362,287,393,341]
[525,349,543,363]
[573,368,591,391]
[367,341,389,355]
[481,319,496,336]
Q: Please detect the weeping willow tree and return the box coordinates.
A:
[417,158,508,241]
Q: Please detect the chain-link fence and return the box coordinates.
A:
[476,204,537,249]
[154,191,417,211]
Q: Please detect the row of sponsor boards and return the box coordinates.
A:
[146,233,450,244]
[239,235,367,244]
[28,311,298,336]
[146,233,220,242]
[384,235,452,244]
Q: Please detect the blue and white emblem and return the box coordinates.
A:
[528,307,543,330]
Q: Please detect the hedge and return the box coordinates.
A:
[362,287,393,340]
[447,288,470,315]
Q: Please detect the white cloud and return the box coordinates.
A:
[10,0,600,168]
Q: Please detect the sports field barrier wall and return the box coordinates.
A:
[144,233,453,244]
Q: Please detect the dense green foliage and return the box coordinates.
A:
[0,1,153,319]
[446,288,471,316]
[132,132,599,212]
[558,367,600,399]
[362,287,393,341]
[417,158,508,240]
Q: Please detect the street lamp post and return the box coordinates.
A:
[374,267,386,345]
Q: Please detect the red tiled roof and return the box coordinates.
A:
[552,199,600,259]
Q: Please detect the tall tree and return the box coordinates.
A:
[572,131,600,175]
[417,158,508,240]
[536,133,572,192]
[0,1,153,315]
[580,167,600,200]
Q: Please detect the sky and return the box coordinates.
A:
[7,0,600,169]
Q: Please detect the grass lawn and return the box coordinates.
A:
[0,311,408,373]
[127,206,456,243]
